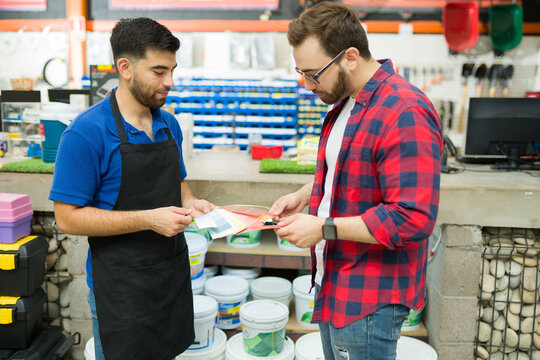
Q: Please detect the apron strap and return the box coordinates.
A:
[110,90,129,145]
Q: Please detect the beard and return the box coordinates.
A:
[129,72,169,109]
[314,67,353,105]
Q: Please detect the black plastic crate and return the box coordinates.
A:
[0,236,47,297]
[0,289,45,349]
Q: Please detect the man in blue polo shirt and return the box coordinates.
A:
[49,18,215,360]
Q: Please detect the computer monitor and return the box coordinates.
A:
[464,97,540,171]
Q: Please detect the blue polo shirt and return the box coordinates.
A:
[49,94,187,290]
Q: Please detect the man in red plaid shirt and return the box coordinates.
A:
[271,2,442,359]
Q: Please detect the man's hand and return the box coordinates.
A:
[188,199,217,217]
[270,192,308,219]
[148,206,193,237]
[275,213,325,248]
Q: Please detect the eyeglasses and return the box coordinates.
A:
[295,49,346,85]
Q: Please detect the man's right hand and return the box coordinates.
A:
[148,206,193,237]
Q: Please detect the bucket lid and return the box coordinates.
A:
[250,277,292,298]
[178,328,227,359]
[193,295,218,319]
[240,300,289,324]
[185,232,207,254]
[292,275,312,295]
[226,333,294,360]
[221,266,261,278]
[205,275,249,297]
[40,102,79,125]
[396,336,438,360]
[295,332,324,360]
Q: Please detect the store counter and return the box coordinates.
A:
[0,151,539,228]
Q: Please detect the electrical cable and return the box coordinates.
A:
[42,57,69,88]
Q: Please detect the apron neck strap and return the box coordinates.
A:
[110,89,129,145]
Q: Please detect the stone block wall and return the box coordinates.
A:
[425,225,484,360]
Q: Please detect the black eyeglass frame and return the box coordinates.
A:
[295,49,346,85]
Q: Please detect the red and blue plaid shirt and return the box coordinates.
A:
[309,59,442,328]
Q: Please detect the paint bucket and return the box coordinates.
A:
[186,226,213,246]
[295,332,324,360]
[239,300,289,357]
[292,275,318,329]
[84,337,95,360]
[204,265,219,280]
[192,274,206,295]
[276,235,308,252]
[186,232,208,281]
[188,295,219,351]
[205,275,249,330]
[225,333,294,360]
[396,336,438,360]
[250,277,292,306]
[177,328,227,360]
[401,304,424,332]
[221,266,261,284]
[226,230,261,248]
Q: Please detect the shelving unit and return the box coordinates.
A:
[296,87,330,138]
[167,79,299,150]
[206,231,428,339]
[0,90,41,158]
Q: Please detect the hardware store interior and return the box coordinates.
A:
[0,0,540,359]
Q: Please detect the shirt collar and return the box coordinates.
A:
[354,59,395,105]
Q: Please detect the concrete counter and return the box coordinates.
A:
[1,152,538,228]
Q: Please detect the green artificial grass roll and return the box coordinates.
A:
[259,159,315,174]
[0,158,55,174]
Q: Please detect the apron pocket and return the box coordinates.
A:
[116,246,191,321]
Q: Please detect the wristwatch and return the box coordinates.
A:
[322,217,338,241]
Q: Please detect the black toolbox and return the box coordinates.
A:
[0,325,80,360]
[0,236,47,297]
[0,289,45,349]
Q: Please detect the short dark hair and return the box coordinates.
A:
[288,2,371,61]
[110,17,180,64]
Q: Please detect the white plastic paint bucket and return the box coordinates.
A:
[225,333,294,360]
[188,295,218,351]
[84,337,95,360]
[186,232,208,281]
[226,230,261,248]
[295,332,324,360]
[192,274,206,295]
[250,276,292,306]
[239,300,289,357]
[205,275,249,330]
[177,328,227,360]
[276,235,309,252]
[221,266,261,284]
[292,274,318,329]
[204,265,219,279]
[401,303,425,332]
[396,336,438,360]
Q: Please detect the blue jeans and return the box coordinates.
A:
[315,285,410,360]
[88,290,105,360]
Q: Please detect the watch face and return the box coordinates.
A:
[323,225,337,241]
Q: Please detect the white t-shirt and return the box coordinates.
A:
[315,97,355,285]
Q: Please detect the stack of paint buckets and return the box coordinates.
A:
[39,102,79,163]
[185,232,208,295]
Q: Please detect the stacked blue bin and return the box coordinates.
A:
[40,103,80,163]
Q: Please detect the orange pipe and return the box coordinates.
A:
[66,0,87,88]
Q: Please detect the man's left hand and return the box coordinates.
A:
[189,199,217,217]
[275,214,325,248]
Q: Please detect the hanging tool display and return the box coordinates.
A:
[489,3,523,56]
[474,64,487,97]
[457,63,474,134]
[501,65,514,97]
[488,64,503,97]
[447,100,454,132]
[442,2,479,54]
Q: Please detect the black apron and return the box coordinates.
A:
[88,91,194,360]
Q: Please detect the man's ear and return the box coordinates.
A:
[343,47,360,71]
[116,57,133,81]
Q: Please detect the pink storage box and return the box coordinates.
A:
[0,215,33,244]
[0,193,33,223]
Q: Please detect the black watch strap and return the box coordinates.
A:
[322,217,338,241]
